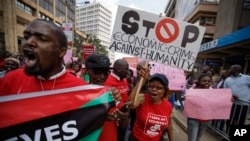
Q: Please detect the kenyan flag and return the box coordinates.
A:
[0,85,115,141]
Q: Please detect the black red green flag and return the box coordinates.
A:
[0,85,115,141]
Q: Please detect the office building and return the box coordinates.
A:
[0,0,76,55]
[76,1,115,62]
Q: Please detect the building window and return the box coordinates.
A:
[201,0,220,3]
[56,0,66,21]
[39,12,52,21]
[199,16,216,26]
[67,9,75,22]
[0,33,5,58]
[39,0,53,13]
[243,0,250,9]
[16,0,34,15]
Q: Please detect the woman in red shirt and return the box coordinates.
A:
[128,72,173,141]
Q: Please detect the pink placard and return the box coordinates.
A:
[63,49,72,64]
[149,62,186,90]
[183,89,233,120]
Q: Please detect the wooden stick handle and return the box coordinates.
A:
[133,61,149,105]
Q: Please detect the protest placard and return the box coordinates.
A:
[109,5,205,71]
[182,89,233,120]
[149,61,186,90]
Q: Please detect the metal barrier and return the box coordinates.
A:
[209,100,250,140]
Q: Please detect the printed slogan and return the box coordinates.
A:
[109,6,205,71]
[144,113,168,137]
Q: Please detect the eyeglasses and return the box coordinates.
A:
[91,69,110,76]
[148,85,164,90]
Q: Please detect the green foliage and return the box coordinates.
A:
[73,33,108,63]
[73,31,86,62]
[90,36,108,56]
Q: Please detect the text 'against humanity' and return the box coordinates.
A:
[109,32,196,70]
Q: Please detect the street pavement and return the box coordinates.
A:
[172,108,222,141]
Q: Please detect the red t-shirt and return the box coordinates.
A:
[0,69,88,95]
[98,101,123,141]
[132,95,172,141]
[104,73,129,103]
[102,73,129,141]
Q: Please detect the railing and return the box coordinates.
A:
[209,100,250,140]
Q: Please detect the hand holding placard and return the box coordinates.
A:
[133,61,149,106]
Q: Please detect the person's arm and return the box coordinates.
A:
[127,66,149,108]
[127,81,144,108]
[116,109,130,128]
[166,117,173,141]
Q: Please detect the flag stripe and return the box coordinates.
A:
[83,91,113,108]
[0,102,115,140]
[0,87,113,128]
[0,85,104,102]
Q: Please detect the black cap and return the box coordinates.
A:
[150,73,169,86]
[85,53,111,69]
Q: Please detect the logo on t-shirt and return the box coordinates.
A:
[144,113,168,137]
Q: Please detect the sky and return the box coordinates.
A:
[76,0,170,59]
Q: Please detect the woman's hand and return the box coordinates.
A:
[138,65,150,81]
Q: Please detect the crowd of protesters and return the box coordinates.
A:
[181,65,250,141]
[0,19,173,141]
[1,18,249,141]
[0,51,23,78]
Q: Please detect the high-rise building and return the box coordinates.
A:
[0,0,76,54]
[76,1,115,62]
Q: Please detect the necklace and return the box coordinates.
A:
[39,79,57,91]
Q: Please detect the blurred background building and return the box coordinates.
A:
[165,0,250,75]
[0,0,80,55]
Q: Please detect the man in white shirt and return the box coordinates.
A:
[224,64,250,136]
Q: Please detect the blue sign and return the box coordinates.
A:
[205,58,223,66]
[199,26,250,53]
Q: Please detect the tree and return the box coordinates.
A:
[73,31,86,62]
[90,36,108,55]
[73,33,108,63]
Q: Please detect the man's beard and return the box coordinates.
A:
[24,62,44,76]
[24,66,41,76]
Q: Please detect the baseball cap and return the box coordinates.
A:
[85,53,111,69]
[150,73,169,86]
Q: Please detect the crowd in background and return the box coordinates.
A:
[1,49,250,141]
[0,18,249,141]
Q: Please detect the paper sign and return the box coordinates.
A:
[82,44,95,61]
[149,61,186,90]
[63,48,73,64]
[109,5,205,71]
[62,23,73,45]
[183,89,233,120]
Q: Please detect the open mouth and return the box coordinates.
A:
[150,93,157,99]
[23,49,36,60]
[23,49,37,67]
